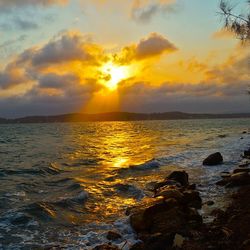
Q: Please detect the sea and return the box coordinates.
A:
[0,119,249,249]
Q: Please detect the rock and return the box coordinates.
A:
[187,184,196,190]
[210,208,225,218]
[129,241,144,250]
[183,190,202,209]
[241,239,250,249]
[187,207,203,226]
[165,171,189,186]
[155,187,184,201]
[216,178,230,186]
[226,172,250,187]
[106,231,122,241]
[220,171,231,178]
[242,131,247,134]
[93,244,119,250]
[139,233,175,250]
[173,234,185,248]
[130,201,187,234]
[203,152,223,166]
[218,134,227,138]
[239,162,250,168]
[206,200,215,206]
[243,150,250,158]
[233,168,250,174]
[147,180,181,192]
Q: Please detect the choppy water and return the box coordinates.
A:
[0,119,250,249]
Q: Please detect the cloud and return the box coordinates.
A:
[0,35,27,52]
[114,32,177,64]
[131,0,177,23]
[31,32,101,66]
[0,0,68,8]
[117,79,250,113]
[0,30,249,117]
[0,62,29,90]
[0,17,38,30]
[38,73,79,89]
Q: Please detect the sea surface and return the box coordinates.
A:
[0,119,249,249]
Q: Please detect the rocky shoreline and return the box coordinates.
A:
[93,149,250,250]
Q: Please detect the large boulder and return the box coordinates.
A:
[129,199,180,233]
[165,171,189,186]
[203,152,223,166]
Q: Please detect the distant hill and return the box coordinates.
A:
[0,112,250,124]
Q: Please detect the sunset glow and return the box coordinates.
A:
[101,62,130,90]
[0,0,249,117]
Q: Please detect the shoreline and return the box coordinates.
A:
[94,149,250,250]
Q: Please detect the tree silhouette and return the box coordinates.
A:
[219,0,250,41]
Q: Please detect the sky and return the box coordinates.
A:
[0,0,249,117]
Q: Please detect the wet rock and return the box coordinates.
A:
[226,172,250,187]
[130,199,181,233]
[187,207,203,226]
[220,171,231,178]
[165,171,189,186]
[147,180,181,192]
[183,190,202,209]
[93,244,119,250]
[233,168,250,174]
[243,150,250,159]
[203,152,223,166]
[239,162,250,168]
[129,241,144,250]
[106,231,122,241]
[139,233,175,250]
[155,187,184,201]
[216,172,250,187]
[218,134,227,138]
[187,184,196,190]
[216,178,230,186]
[206,200,215,206]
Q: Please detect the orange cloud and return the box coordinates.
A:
[114,32,177,64]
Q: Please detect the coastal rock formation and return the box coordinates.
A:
[128,171,202,249]
[203,152,223,166]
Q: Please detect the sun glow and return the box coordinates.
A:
[101,62,130,90]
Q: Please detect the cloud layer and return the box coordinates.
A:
[0,30,249,117]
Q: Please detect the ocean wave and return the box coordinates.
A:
[53,190,89,208]
[112,183,145,200]
[22,202,57,222]
[0,163,62,178]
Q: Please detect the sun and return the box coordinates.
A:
[101,62,130,90]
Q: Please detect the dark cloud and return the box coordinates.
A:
[118,80,250,113]
[131,0,177,23]
[32,33,97,66]
[38,73,79,89]
[0,63,28,89]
